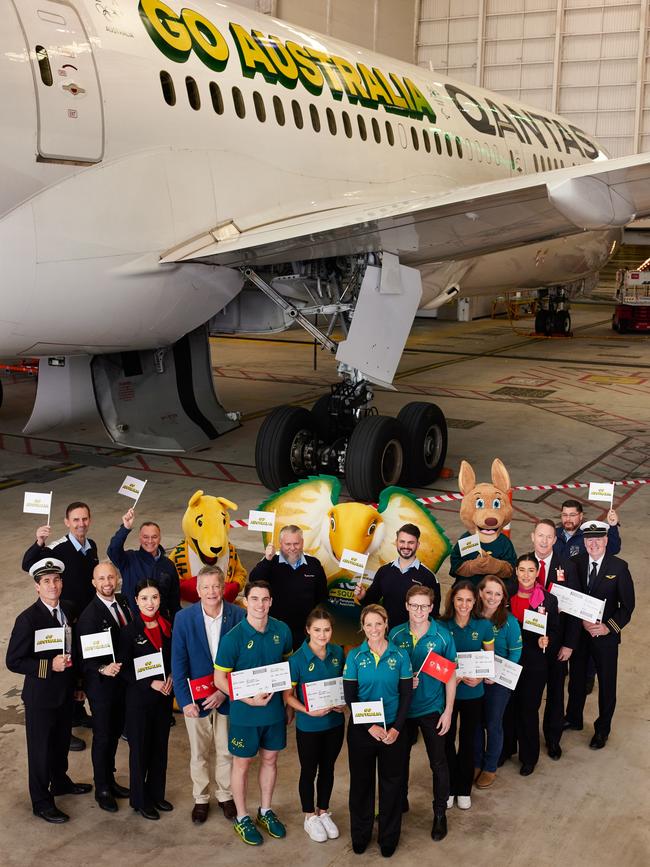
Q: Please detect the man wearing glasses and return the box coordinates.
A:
[553,500,621,560]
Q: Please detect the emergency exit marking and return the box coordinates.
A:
[67,109,78,118]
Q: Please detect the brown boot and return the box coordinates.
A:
[474,767,482,782]
[476,770,497,789]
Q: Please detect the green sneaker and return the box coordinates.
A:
[234,815,263,846]
[256,808,286,838]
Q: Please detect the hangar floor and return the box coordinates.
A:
[0,301,648,866]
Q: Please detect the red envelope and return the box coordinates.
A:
[419,650,456,683]
[189,674,217,700]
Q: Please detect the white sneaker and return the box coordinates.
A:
[318,812,339,839]
[446,796,455,809]
[304,814,327,842]
[457,796,472,810]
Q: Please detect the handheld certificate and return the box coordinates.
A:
[493,656,523,690]
[550,584,605,624]
[302,677,345,712]
[228,661,291,701]
[456,650,495,678]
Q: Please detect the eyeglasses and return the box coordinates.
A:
[408,603,431,611]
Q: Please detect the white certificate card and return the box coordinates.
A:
[228,661,291,701]
[302,677,345,712]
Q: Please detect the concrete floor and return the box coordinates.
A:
[0,301,649,866]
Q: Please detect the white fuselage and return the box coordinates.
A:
[0,0,619,357]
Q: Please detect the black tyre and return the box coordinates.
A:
[311,394,333,441]
[534,310,548,334]
[345,415,405,501]
[255,405,315,491]
[398,401,448,487]
[554,310,571,334]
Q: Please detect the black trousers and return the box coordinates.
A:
[24,699,73,810]
[514,665,547,767]
[444,697,482,797]
[347,721,408,851]
[405,712,449,815]
[542,657,568,748]
[125,697,172,810]
[88,692,126,790]
[566,634,619,736]
[296,725,344,813]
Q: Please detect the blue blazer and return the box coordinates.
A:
[172,600,245,716]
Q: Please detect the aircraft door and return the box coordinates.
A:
[14,0,104,162]
[508,146,525,176]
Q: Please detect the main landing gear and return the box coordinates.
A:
[255,378,448,501]
[534,288,572,335]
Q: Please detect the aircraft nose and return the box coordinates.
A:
[484,517,499,527]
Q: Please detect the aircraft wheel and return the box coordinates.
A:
[554,310,571,334]
[534,310,548,334]
[310,394,334,441]
[255,405,315,491]
[345,415,405,502]
[398,402,448,487]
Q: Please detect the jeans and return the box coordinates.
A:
[474,683,512,773]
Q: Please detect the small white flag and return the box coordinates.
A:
[23,491,52,516]
[339,549,369,575]
[134,651,165,680]
[80,630,115,660]
[588,482,614,504]
[118,475,147,503]
[459,533,482,557]
[351,699,386,726]
[34,627,64,653]
[247,510,276,533]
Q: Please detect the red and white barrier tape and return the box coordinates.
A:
[228,477,649,527]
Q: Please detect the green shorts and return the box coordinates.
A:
[228,722,287,757]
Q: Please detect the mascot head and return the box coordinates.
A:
[458,459,512,543]
[182,490,237,565]
[324,502,385,563]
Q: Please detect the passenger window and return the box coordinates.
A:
[423,129,431,153]
[232,86,245,118]
[273,95,285,126]
[186,77,200,111]
[161,71,176,106]
[209,82,223,114]
[292,100,304,129]
[342,111,352,138]
[411,127,419,150]
[326,107,337,135]
[35,45,53,87]
[310,104,321,133]
[474,139,482,162]
[533,153,539,172]
[445,133,452,156]
[434,131,442,155]
[540,154,546,170]
[385,121,395,146]
[456,136,463,158]
[465,137,472,160]
[554,158,558,169]
[372,117,381,143]
[358,115,367,141]
[253,91,266,122]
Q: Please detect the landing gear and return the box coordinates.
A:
[255,387,448,500]
[534,288,572,335]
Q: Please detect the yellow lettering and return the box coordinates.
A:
[181,9,229,72]
[330,55,371,104]
[138,0,192,62]
[229,22,277,81]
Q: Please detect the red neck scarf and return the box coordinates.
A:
[139,611,171,651]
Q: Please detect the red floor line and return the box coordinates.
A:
[173,457,195,476]
[213,462,237,482]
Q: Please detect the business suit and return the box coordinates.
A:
[77,594,132,792]
[538,553,579,749]
[6,599,76,810]
[118,619,173,811]
[171,600,245,804]
[565,553,635,736]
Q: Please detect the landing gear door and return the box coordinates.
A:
[14,0,104,162]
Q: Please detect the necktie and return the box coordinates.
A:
[588,562,598,592]
[538,559,546,586]
[111,601,126,626]
[52,607,60,625]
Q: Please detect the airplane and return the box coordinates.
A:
[2,0,650,501]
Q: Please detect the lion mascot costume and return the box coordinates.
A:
[170,490,247,604]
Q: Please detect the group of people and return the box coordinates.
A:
[6,499,635,859]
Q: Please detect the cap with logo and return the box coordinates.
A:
[29,558,65,581]
[580,521,609,539]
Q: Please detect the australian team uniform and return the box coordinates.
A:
[389,620,457,816]
[289,640,345,814]
[343,639,413,853]
[214,616,293,757]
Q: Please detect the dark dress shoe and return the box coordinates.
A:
[95,791,118,813]
[110,782,130,799]
[69,734,86,752]
[154,799,174,812]
[192,803,209,824]
[431,814,448,842]
[590,732,608,750]
[34,806,69,824]
[51,782,92,795]
[352,841,368,855]
[562,720,583,731]
[520,764,535,776]
[380,845,397,858]
[135,806,160,820]
[547,744,562,760]
[218,799,237,821]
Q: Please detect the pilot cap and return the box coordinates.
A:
[580,520,609,538]
[29,558,65,581]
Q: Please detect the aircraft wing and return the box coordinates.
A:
[160,152,650,268]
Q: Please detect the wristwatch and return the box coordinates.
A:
[99,665,106,674]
